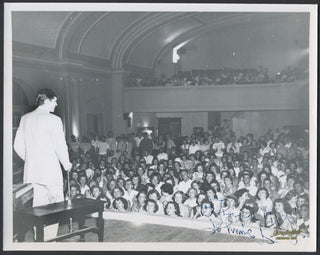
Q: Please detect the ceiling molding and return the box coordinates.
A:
[56,12,83,59]
[111,13,182,69]
[124,12,200,66]
[109,12,153,64]
[77,12,111,54]
[13,55,112,78]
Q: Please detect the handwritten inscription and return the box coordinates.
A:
[201,198,305,245]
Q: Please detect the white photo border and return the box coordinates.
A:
[3,2,318,252]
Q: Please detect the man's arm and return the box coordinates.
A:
[53,117,72,171]
[13,116,26,161]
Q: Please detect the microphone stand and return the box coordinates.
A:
[67,171,73,233]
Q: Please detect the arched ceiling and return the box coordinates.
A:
[12,11,309,70]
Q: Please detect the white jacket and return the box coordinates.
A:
[14,107,72,186]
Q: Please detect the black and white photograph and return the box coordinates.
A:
[3,2,317,252]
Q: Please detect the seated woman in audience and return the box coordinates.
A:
[297,203,309,234]
[132,191,147,212]
[85,179,98,198]
[112,197,129,212]
[234,188,250,209]
[227,167,239,188]
[206,186,223,215]
[296,194,309,212]
[147,189,164,214]
[184,188,198,209]
[256,170,270,189]
[221,195,240,224]
[88,184,110,209]
[280,174,295,198]
[85,161,95,180]
[66,184,80,200]
[191,180,202,195]
[160,183,174,207]
[180,154,193,171]
[255,187,273,218]
[262,211,277,228]
[173,191,189,218]
[284,190,298,213]
[116,177,126,190]
[150,173,163,194]
[221,174,236,197]
[143,199,159,214]
[164,201,181,217]
[78,174,90,196]
[131,174,142,191]
[123,179,138,208]
[239,203,259,228]
[210,180,224,201]
[136,165,148,185]
[149,158,159,170]
[272,198,297,231]
[190,192,207,218]
[111,186,125,204]
[192,163,205,182]
[105,179,117,199]
[162,174,175,190]
[196,200,222,230]
[293,180,306,196]
[70,171,80,186]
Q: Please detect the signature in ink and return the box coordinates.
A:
[200,198,306,245]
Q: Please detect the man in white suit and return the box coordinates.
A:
[14,88,72,241]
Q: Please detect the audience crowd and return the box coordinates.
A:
[126,65,307,87]
[65,124,310,235]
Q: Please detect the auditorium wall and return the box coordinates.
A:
[12,63,113,141]
[126,112,208,136]
[232,110,309,138]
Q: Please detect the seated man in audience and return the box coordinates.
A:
[211,136,225,158]
[177,169,192,194]
[238,170,258,197]
[157,147,168,162]
[189,138,200,155]
[139,132,153,155]
[143,150,154,165]
[227,135,241,154]
[97,135,109,157]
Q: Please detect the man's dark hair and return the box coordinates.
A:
[35,88,57,106]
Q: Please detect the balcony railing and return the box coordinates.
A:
[124,81,308,112]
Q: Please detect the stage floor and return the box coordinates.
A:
[21,218,257,242]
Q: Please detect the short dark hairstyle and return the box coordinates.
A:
[160,183,174,195]
[35,88,57,106]
[256,187,270,200]
[164,201,181,216]
[201,199,215,216]
[173,191,185,203]
[112,197,129,210]
[147,189,161,200]
[143,199,159,213]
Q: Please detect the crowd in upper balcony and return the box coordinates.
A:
[125,65,307,87]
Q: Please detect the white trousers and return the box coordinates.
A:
[32,183,64,241]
